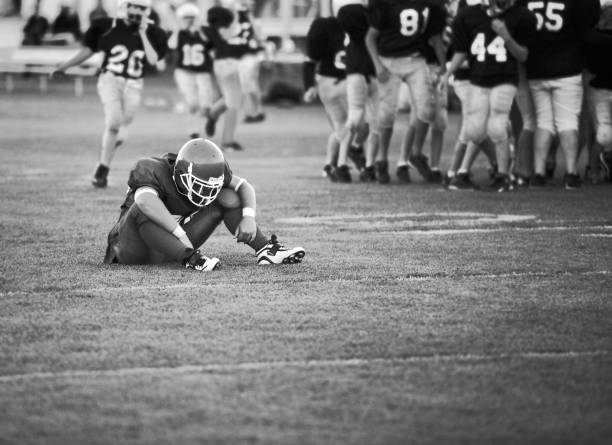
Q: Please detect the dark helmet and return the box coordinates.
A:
[173,138,225,207]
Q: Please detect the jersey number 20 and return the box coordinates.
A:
[399,7,430,37]
[107,45,145,77]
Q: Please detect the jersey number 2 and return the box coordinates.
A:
[399,8,430,37]
[471,33,507,63]
[107,45,145,77]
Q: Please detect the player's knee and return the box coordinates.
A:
[432,110,448,132]
[487,116,508,143]
[555,115,580,134]
[216,188,241,209]
[377,105,396,129]
[416,103,436,124]
[106,114,123,131]
[466,120,487,143]
[597,125,612,147]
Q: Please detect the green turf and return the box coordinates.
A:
[0,86,611,444]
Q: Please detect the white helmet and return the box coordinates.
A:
[117,0,151,24]
[176,2,201,19]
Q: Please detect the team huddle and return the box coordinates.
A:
[306,0,612,191]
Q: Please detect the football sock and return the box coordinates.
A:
[222,207,268,251]
[397,160,409,167]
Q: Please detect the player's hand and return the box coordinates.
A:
[376,66,391,84]
[235,216,257,244]
[49,66,65,79]
[139,19,150,33]
[303,87,318,103]
[438,73,449,94]
[491,19,510,40]
[178,232,194,250]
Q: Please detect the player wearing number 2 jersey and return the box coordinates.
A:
[516,0,600,189]
[168,3,214,140]
[442,0,536,191]
[51,0,168,188]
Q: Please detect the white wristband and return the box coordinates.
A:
[172,225,187,238]
[242,207,255,218]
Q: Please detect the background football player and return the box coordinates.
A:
[517,0,601,189]
[442,0,536,191]
[366,0,448,184]
[51,0,168,188]
[103,138,305,269]
[168,2,215,139]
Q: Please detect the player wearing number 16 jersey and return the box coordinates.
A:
[442,0,536,191]
[168,3,214,140]
[51,0,168,188]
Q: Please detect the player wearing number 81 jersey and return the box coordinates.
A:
[51,0,168,188]
[168,3,214,140]
[441,0,536,191]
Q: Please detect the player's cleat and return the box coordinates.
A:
[488,162,498,179]
[92,164,109,188]
[335,164,352,183]
[115,139,124,149]
[513,174,530,188]
[428,170,443,184]
[360,165,376,182]
[183,250,221,271]
[545,160,556,179]
[564,173,582,190]
[347,145,366,171]
[489,174,514,192]
[530,174,550,187]
[396,165,411,183]
[375,160,390,184]
[600,151,612,181]
[408,154,432,180]
[205,116,217,137]
[448,172,478,191]
[322,164,338,182]
[189,133,200,139]
[223,141,244,151]
[244,113,266,123]
[256,235,305,265]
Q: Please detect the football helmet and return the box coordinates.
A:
[118,0,151,25]
[176,2,200,19]
[174,138,225,207]
[486,0,515,15]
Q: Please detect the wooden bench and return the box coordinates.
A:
[0,46,102,96]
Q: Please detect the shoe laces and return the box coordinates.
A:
[266,234,284,254]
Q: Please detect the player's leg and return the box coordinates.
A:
[374,64,401,184]
[487,84,517,191]
[337,73,368,182]
[174,68,200,138]
[530,79,555,184]
[446,80,472,182]
[206,74,226,137]
[592,87,612,180]
[551,74,583,188]
[429,78,449,183]
[240,53,265,121]
[196,72,215,137]
[214,59,243,150]
[514,68,535,184]
[318,76,348,180]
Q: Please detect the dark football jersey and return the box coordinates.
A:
[119,153,233,218]
[236,9,263,53]
[585,28,612,91]
[175,28,213,72]
[516,0,600,79]
[84,18,168,79]
[306,17,347,79]
[206,24,247,59]
[337,4,376,77]
[452,4,536,87]
[368,0,447,57]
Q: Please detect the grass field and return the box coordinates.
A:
[1,77,612,445]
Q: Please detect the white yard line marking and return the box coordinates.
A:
[581,234,612,238]
[1,270,611,298]
[384,225,612,236]
[1,350,609,384]
[277,212,538,225]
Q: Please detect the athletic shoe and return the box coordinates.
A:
[531,174,550,187]
[564,173,582,190]
[396,165,411,183]
[488,162,498,179]
[205,116,217,137]
[92,164,109,188]
[408,154,432,180]
[489,174,514,192]
[189,133,200,139]
[545,160,556,179]
[428,170,443,184]
[223,142,244,151]
[348,145,366,171]
[600,151,612,181]
[322,164,338,182]
[360,165,376,182]
[184,250,221,271]
[115,139,124,149]
[244,113,265,123]
[447,172,478,191]
[257,235,305,265]
[335,164,352,183]
[375,160,391,184]
[513,174,530,188]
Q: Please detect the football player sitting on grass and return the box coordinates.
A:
[103,138,305,270]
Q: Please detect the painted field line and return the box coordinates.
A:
[1,350,610,384]
[383,225,612,236]
[2,270,611,298]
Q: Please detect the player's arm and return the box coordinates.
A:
[302,59,318,102]
[51,47,94,77]
[439,51,467,89]
[430,34,447,73]
[134,186,193,249]
[491,19,528,62]
[365,26,390,83]
[167,28,180,50]
[139,22,160,65]
[228,175,257,244]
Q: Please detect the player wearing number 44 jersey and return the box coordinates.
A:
[51,0,168,188]
[168,3,214,140]
[442,0,536,191]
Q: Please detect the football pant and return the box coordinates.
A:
[97,71,143,130]
[588,86,612,148]
[529,74,583,134]
[317,75,348,141]
[346,73,379,133]
[465,84,517,144]
[174,69,214,114]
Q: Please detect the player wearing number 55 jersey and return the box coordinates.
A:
[516,0,600,189]
[168,3,214,140]
[441,0,536,191]
[51,0,168,188]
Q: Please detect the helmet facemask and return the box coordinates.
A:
[118,0,151,25]
[175,162,224,207]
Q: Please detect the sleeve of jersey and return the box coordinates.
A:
[223,162,233,188]
[127,159,165,198]
[450,13,469,54]
[425,4,448,37]
[306,19,325,60]
[516,10,537,49]
[367,1,384,30]
[151,27,169,59]
[83,19,105,52]
[574,0,601,36]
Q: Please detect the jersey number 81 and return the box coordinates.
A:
[399,7,430,37]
